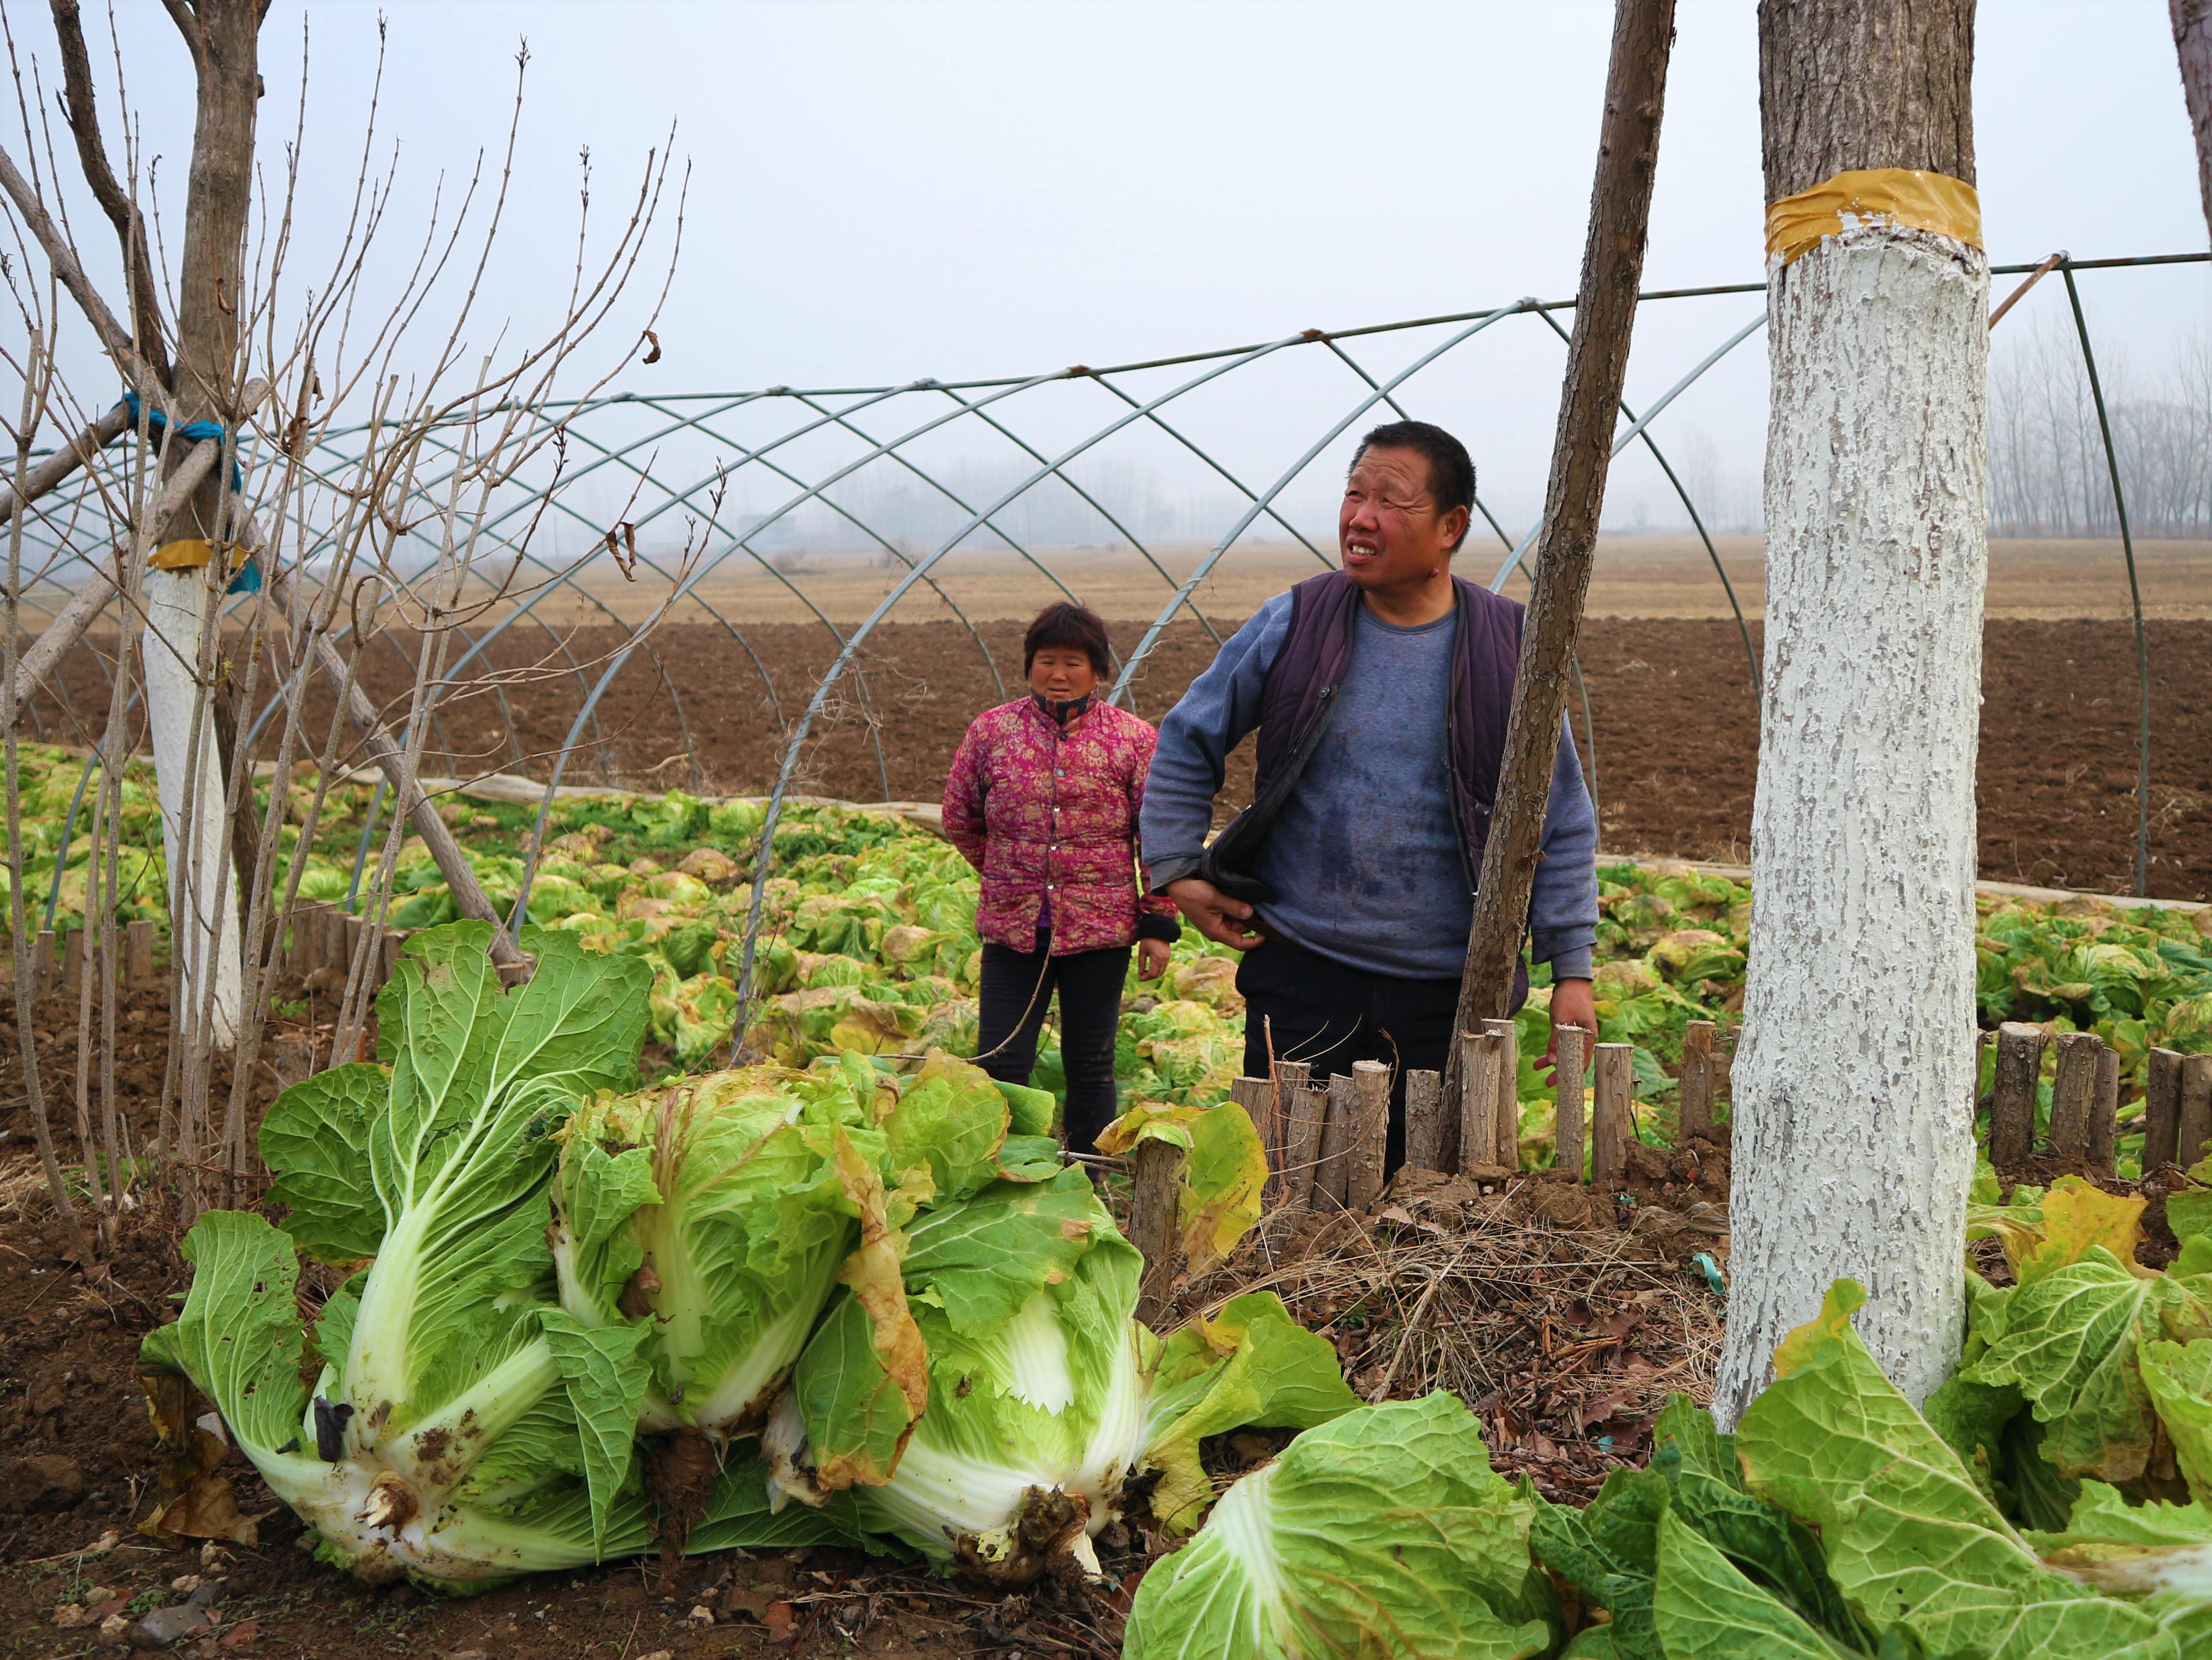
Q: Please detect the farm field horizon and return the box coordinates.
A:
[33,609,2210,903]
[445,533,2212,623]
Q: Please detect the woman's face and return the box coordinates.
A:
[1028,646,1098,703]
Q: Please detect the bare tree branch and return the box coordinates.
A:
[5,435,219,723]
[0,397,127,531]
[49,0,173,386]
[159,0,203,65]
[0,140,163,399]
[262,558,525,970]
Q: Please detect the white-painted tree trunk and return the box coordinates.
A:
[141,564,242,1047]
[1713,221,1989,1427]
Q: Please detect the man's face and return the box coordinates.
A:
[1338,445,1464,591]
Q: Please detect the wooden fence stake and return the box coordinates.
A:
[1347,1060,1390,1209]
[379,929,403,993]
[124,918,155,988]
[1677,1019,1715,1146]
[1316,1073,1356,1208]
[2088,1045,2120,1176]
[2146,1048,2185,1171]
[31,928,55,1000]
[344,912,368,989]
[285,899,322,976]
[1555,1025,1588,1182]
[270,1028,320,1091]
[1592,1042,1635,1185]
[1279,1062,1324,1210]
[2181,1054,2212,1172]
[1229,1077,1277,1203]
[311,904,343,978]
[1990,1022,2044,1167]
[1460,1031,1503,1173]
[1484,1018,1519,1168]
[2048,1031,2101,1163]
[1404,1069,1446,1171]
[1130,1137,1187,1327]
[59,927,83,995]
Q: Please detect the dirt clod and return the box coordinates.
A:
[1,1453,83,1511]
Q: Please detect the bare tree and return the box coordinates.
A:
[1716,0,1986,1426]
[1989,320,2212,538]
[1,7,683,1226]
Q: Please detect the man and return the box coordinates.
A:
[1141,419,1599,1172]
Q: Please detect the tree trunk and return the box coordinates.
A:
[145,0,264,1047]
[1715,0,1985,1427]
[142,568,243,1043]
[2177,0,2212,243]
[1447,0,1676,1088]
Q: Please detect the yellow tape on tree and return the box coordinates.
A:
[148,538,246,573]
[1764,168,1982,265]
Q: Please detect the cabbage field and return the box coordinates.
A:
[7,741,2210,1155]
[139,916,2212,1654]
[17,739,2212,1656]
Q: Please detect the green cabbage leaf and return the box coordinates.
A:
[1124,1393,1554,1660]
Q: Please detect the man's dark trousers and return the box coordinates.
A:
[1235,935,1463,1176]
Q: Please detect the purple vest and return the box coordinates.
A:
[1202,570,1525,904]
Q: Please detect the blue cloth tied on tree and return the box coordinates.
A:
[118,390,259,593]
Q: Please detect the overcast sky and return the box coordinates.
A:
[15,0,2209,539]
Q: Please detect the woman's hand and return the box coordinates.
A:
[1138,938,1172,980]
[1165,878,1266,950]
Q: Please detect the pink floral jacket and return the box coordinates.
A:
[941,697,1179,955]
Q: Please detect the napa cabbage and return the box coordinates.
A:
[768,1165,1352,1582]
[550,1050,1053,1450]
[1126,1393,1555,1660]
[140,925,859,1588]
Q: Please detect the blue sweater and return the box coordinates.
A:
[1141,592,1599,982]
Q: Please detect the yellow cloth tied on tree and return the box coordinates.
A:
[1764,168,1982,265]
[148,537,246,574]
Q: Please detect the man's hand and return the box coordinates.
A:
[1541,977,1597,1078]
[1165,877,1266,951]
[1137,938,1172,980]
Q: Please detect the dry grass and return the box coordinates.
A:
[0,1152,54,1222]
[1179,1169,1727,1502]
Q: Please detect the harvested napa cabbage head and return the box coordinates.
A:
[550,1062,877,1443]
[768,1167,1353,1583]
[140,1208,862,1591]
[142,925,870,1589]
[549,1050,1051,1447]
[1124,1393,1557,1660]
[143,925,676,1586]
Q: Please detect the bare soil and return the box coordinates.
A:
[31,615,2188,900]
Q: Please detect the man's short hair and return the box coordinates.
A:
[1351,420,1477,552]
[1023,601,1113,677]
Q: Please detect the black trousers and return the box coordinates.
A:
[976,936,1130,1154]
[1236,934,1464,1176]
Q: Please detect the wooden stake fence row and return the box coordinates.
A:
[11,900,408,1005]
[1124,1018,1735,1321]
[13,918,160,1000]
[283,898,404,996]
[1989,1020,2212,1176]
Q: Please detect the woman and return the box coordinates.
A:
[941,602,1179,1153]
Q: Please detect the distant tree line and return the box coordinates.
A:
[1989,322,2212,538]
